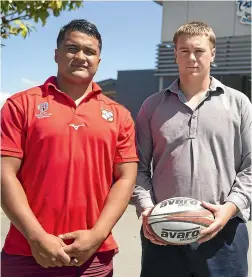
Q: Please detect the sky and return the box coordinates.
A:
[1,1,162,105]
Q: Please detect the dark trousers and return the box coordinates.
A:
[141,217,249,277]
[1,250,114,277]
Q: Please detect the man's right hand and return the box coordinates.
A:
[28,232,71,268]
[142,208,167,246]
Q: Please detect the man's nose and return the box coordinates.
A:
[75,50,86,61]
[189,53,196,61]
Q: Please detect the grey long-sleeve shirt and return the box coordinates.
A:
[132,77,252,221]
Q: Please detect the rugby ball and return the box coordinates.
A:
[147,197,214,245]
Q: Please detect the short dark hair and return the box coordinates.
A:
[57,19,102,52]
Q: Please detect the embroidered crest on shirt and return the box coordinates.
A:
[36,102,52,118]
[101,109,114,122]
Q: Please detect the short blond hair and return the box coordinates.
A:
[173,21,216,48]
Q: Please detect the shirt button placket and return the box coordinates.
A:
[189,110,198,139]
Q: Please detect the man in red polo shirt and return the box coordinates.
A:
[1,19,138,277]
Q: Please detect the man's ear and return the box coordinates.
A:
[174,48,177,63]
[211,47,216,63]
[54,49,58,64]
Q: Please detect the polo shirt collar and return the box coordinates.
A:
[165,76,225,95]
[166,79,179,95]
[209,77,225,93]
[44,76,102,98]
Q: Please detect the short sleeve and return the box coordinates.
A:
[1,99,26,158]
[114,112,139,163]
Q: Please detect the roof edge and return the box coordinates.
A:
[154,1,163,6]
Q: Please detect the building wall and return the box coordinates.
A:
[97,79,117,100]
[116,70,159,119]
[161,1,251,42]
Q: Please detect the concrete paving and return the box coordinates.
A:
[1,206,251,277]
[113,205,141,277]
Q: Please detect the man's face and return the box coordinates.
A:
[55,30,101,84]
[174,35,215,78]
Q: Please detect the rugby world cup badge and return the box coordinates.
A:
[36,102,52,118]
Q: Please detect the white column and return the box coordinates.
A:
[159,77,164,91]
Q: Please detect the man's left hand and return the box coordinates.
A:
[58,230,103,267]
[198,201,238,244]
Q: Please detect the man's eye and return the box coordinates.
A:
[85,50,95,55]
[67,47,78,52]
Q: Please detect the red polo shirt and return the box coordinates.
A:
[1,77,138,256]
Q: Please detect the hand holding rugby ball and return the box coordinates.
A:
[147,197,215,245]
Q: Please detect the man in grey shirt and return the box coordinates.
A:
[133,21,251,277]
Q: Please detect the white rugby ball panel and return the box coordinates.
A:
[150,197,203,216]
[148,210,214,227]
[146,197,215,245]
[149,222,204,244]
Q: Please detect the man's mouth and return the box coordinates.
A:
[71,64,88,69]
